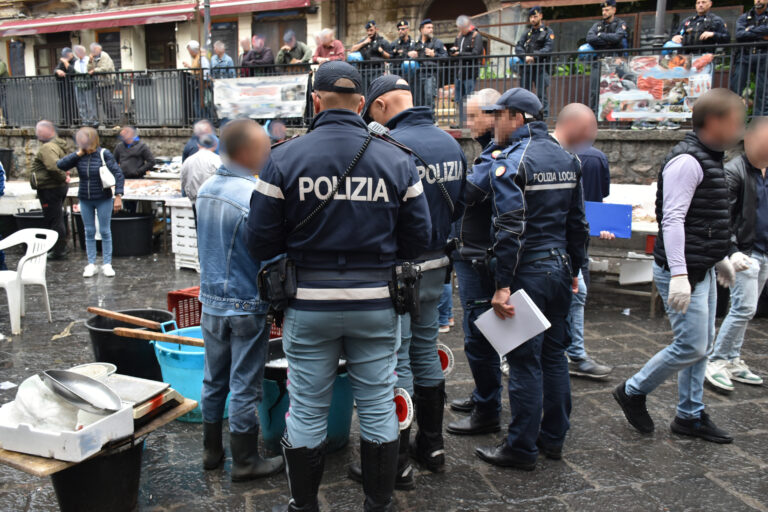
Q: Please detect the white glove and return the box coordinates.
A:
[668,275,692,314]
[730,252,752,272]
[715,257,736,288]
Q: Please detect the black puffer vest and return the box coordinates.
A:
[653,132,731,283]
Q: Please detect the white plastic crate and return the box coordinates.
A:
[175,253,200,272]
[169,199,200,265]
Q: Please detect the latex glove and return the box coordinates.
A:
[668,275,691,314]
[729,252,752,272]
[715,257,736,288]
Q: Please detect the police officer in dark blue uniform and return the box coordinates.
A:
[515,6,554,117]
[349,74,465,487]
[246,61,432,512]
[391,20,416,59]
[731,0,768,115]
[473,88,589,470]
[350,20,392,92]
[410,19,448,110]
[671,0,730,52]
[586,0,629,111]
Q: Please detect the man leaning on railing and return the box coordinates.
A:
[211,41,236,79]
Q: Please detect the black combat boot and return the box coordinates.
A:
[347,427,415,490]
[410,382,446,472]
[273,438,326,512]
[202,421,224,470]
[360,438,399,512]
[230,431,285,482]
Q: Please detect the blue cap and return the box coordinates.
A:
[362,74,412,122]
[61,47,72,57]
[528,6,542,15]
[419,18,433,27]
[481,87,543,118]
[313,61,363,94]
[365,20,376,29]
[601,0,616,7]
[397,20,409,28]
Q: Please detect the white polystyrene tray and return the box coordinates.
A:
[0,403,134,462]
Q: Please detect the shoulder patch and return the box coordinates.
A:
[622,24,627,30]
[495,166,506,177]
[491,150,502,159]
[550,33,555,39]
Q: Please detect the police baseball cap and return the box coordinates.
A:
[362,74,412,122]
[601,0,616,7]
[528,6,542,15]
[419,18,433,27]
[313,61,363,94]
[397,20,409,28]
[481,87,543,118]
[365,20,376,29]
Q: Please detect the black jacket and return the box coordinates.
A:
[726,154,761,255]
[55,57,76,80]
[515,25,554,61]
[113,140,155,179]
[453,29,484,79]
[586,18,629,50]
[673,12,730,49]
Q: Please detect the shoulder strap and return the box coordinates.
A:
[100,148,106,166]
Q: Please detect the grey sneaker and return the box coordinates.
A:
[569,356,612,379]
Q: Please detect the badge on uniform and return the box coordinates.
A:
[394,387,413,430]
[491,150,502,159]
[495,166,506,177]
[550,33,555,39]
[436,343,455,376]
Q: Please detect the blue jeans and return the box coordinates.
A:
[201,312,269,433]
[438,281,453,326]
[396,268,446,396]
[566,270,588,361]
[454,259,501,418]
[712,252,768,361]
[282,307,400,448]
[79,197,113,265]
[626,263,716,420]
[505,255,572,460]
[455,78,475,125]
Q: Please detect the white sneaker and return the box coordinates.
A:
[438,325,450,333]
[102,264,115,277]
[727,358,763,385]
[705,360,735,391]
[83,264,97,278]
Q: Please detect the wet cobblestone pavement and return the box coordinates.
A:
[0,250,767,511]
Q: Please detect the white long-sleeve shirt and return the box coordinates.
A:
[180,149,222,204]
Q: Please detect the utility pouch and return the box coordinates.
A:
[258,257,297,311]
[389,262,422,318]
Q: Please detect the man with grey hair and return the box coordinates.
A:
[450,15,484,127]
[312,28,345,63]
[72,45,97,126]
[211,41,236,79]
[183,119,216,162]
[88,42,116,122]
[31,120,71,259]
[181,133,221,205]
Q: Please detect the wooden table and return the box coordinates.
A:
[0,398,197,477]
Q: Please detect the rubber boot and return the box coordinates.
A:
[347,427,415,491]
[410,382,446,473]
[360,438,399,512]
[202,421,224,470]
[230,431,285,482]
[274,437,326,512]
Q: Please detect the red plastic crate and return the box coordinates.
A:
[270,323,283,339]
[167,286,202,328]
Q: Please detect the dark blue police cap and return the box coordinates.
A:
[365,20,376,29]
[419,18,433,27]
[362,74,412,122]
[528,6,542,15]
[481,87,543,118]
[313,61,363,94]
[397,20,409,28]
[601,0,616,7]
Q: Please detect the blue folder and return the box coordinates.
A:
[584,201,632,239]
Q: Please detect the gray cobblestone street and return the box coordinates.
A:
[0,251,767,511]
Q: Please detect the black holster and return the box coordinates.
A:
[389,262,422,318]
[257,257,297,312]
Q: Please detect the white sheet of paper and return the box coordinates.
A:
[473,289,552,357]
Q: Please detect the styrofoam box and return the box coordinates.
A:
[0,403,134,462]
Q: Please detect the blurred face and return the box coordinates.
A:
[187,46,199,57]
[398,26,409,39]
[214,45,225,57]
[366,26,377,38]
[286,37,296,49]
[756,0,766,11]
[74,47,85,59]
[602,6,616,20]
[529,12,542,27]
[63,51,73,60]
[322,33,334,46]
[421,23,434,38]
[466,99,494,138]
[745,123,768,169]
[704,108,746,150]
[494,110,525,145]
[253,37,264,52]
[696,0,712,15]
[36,125,54,142]
[120,128,135,141]
[240,38,250,52]
[233,125,271,172]
[458,23,471,35]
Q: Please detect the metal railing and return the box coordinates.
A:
[0,42,765,130]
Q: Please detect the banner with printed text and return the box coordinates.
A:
[213,74,309,120]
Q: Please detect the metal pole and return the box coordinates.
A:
[203,0,212,56]
[652,0,667,47]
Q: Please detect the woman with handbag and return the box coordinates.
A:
[57,127,125,278]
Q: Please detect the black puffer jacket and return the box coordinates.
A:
[57,148,125,201]
[726,154,761,255]
[654,132,732,283]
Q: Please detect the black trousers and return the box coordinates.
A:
[37,185,69,255]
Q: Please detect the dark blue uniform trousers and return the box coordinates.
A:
[506,255,573,461]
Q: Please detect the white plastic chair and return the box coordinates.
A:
[0,229,58,334]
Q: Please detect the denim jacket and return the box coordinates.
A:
[196,163,268,314]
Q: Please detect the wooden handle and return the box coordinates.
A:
[113,327,205,348]
[87,307,163,331]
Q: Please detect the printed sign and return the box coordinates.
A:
[597,54,714,122]
[213,74,309,119]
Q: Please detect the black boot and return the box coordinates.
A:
[347,427,415,491]
[275,438,326,512]
[410,382,446,472]
[230,431,285,482]
[202,421,224,470]
[360,438,399,512]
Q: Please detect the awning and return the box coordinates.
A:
[0,2,196,37]
[518,0,634,7]
[203,0,310,17]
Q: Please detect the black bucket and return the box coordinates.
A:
[74,212,154,257]
[51,439,144,512]
[13,210,46,230]
[86,308,173,381]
